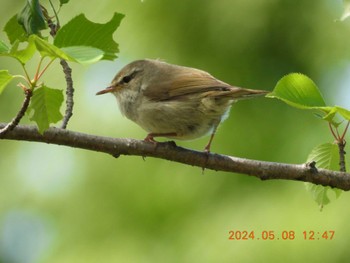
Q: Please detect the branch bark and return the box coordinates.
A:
[0,90,33,136]
[1,123,350,191]
[59,59,74,129]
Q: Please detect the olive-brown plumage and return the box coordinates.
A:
[97,59,268,151]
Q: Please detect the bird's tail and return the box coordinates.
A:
[233,88,269,99]
[209,86,269,100]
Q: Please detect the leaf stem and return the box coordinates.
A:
[21,64,31,85]
[36,58,55,81]
[34,57,44,85]
[14,72,31,87]
[341,121,350,141]
[336,126,341,139]
[48,0,60,28]
[329,122,338,140]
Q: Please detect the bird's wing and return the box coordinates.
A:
[143,68,233,101]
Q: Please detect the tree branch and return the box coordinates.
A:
[44,7,74,129]
[1,123,350,191]
[59,59,74,129]
[0,90,33,137]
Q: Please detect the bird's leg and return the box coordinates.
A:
[204,132,216,153]
[144,133,157,143]
[142,133,177,160]
[202,125,219,173]
[204,124,219,153]
[144,132,178,145]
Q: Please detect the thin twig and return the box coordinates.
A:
[60,59,74,129]
[338,121,349,172]
[0,90,33,137]
[42,5,59,36]
[1,123,350,191]
[338,140,346,172]
[43,6,74,129]
[329,122,348,172]
[48,0,60,28]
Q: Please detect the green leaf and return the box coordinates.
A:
[31,35,73,61]
[30,35,103,64]
[0,70,14,94]
[28,86,64,133]
[0,38,36,64]
[59,0,70,5]
[305,183,332,209]
[17,0,47,35]
[60,46,104,64]
[4,15,27,44]
[307,143,340,169]
[9,39,36,64]
[305,143,344,210]
[267,73,326,109]
[322,106,350,124]
[0,40,10,53]
[54,13,124,60]
[322,106,338,123]
[335,106,350,120]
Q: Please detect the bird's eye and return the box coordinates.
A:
[121,75,132,84]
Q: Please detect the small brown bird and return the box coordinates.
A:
[96,59,268,152]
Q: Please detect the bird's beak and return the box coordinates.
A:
[96,86,115,95]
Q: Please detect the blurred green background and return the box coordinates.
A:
[1,0,350,262]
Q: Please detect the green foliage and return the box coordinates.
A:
[0,40,9,53]
[323,106,350,122]
[28,86,64,134]
[59,0,70,5]
[17,0,47,35]
[0,3,124,133]
[267,73,326,108]
[336,106,350,120]
[269,73,349,208]
[268,73,350,124]
[4,15,27,44]
[0,37,36,64]
[54,13,124,60]
[9,39,36,64]
[2,13,124,67]
[2,12,124,65]
[0,70,14,95]
[2,2,350,261]
[31,35,74,61]
[60,46,104,64]
[305,143,343,210]
[6,35,105,64]
[307,143,342,172]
